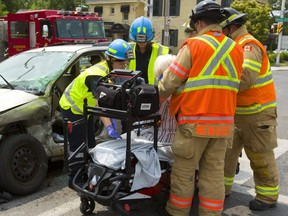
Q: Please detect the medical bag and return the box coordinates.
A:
[94,69,159,117]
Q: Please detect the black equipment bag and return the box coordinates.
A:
[94,69,159,117]
[130,84,159,117]
[95,85,122,110]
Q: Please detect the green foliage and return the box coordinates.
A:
[0,0,8,16]
[268,52,277,63]
[231,0,271,44]
[268,51,288,64]
[0,0,88,13]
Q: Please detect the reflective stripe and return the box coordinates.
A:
[238,35,254,45]
[176,34,239,94]
[243,59,261,73]
[255,72,273,87]
[176,78,239,94]
[224,176,234,186]
[170,61,189,79]
[158,45,163,56]
[177,115,234,124]
[199,196,224,211]
[236,100,277,114]
[255,185,279,196]
[223,56,237,79]
[63,81,82,113]
[198,35,237,78]
[169,193,193,208]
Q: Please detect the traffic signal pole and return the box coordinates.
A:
[163,0,170,46]
[275,0,286,66]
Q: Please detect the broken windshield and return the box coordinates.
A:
[0,51,74,94]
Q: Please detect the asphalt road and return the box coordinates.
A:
[1,67,288,216]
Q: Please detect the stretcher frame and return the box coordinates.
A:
[63,70,169,215]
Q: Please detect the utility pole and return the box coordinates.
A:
[141,0,153,22]
[163,0,170,46]
[149,0,153,21]
[275,0,286,66]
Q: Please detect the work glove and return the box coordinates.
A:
[106,125,122,139]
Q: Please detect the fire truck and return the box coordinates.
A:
[0,8,107,60]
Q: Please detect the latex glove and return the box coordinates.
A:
[111,118,117,131]
[106,125,122,139]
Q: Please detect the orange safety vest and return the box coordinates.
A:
[235,34,277,114]
[170,31,243,126]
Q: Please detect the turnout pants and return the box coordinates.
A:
[224,107,279,204]
[166,124,228,216]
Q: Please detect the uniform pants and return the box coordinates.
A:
[224,108,279,204]
[61,108,96,187]
[166,124,228,216]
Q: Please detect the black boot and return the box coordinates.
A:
[157,206,172,216]
[249,199,276,211]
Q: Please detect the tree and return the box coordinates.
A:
[1,0,88,12]
[231,0,271,43]
[0,0,8,16]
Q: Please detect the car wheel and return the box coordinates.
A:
[0,134,48,195]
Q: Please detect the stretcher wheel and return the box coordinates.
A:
[80,196,95,215]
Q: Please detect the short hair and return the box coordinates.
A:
[154,54,176,80]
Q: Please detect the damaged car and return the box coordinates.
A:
[0,44,108,195]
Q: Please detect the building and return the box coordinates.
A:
[86,0,234,53]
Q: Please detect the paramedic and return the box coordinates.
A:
[220,8,279,211]
[59,39,134,189]
[157,1,243,215]
[128,16,170,85]
[123,16,170,133]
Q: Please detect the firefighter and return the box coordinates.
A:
[59,39,134,189]
[128,16,170,84]
[220,8,279,211]
[157,1,244,215]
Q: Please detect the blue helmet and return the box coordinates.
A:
[129,16,154,42]
[105,39,134,60]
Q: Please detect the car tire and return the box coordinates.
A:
[0,134,48,195]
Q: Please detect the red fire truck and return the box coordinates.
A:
[0,9,108,59]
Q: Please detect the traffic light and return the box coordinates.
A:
[277,23,283,33]
[271,23,278,34]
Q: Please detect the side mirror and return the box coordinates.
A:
[42,25,49,38]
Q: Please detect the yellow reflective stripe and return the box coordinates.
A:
[243,59,261,73]
[238,35,254,45]
[201,37,234,76]
[220,14,238,27]
[236,101,277,114]
[223,55,238,79]
[179,77,239,92]
[224,176,234,186]
[128,43,136,70]
[255,185,279,196]
[196,35,238,80]
[255,72,273,88]
[137,26,146,34]
[175,34,240,94]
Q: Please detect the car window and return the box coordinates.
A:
[0,51,74,94]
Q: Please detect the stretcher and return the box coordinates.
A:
[63,70,172,215]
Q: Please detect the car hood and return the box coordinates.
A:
[0,89,38,112]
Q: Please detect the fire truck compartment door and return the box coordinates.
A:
[29,22,36,49]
